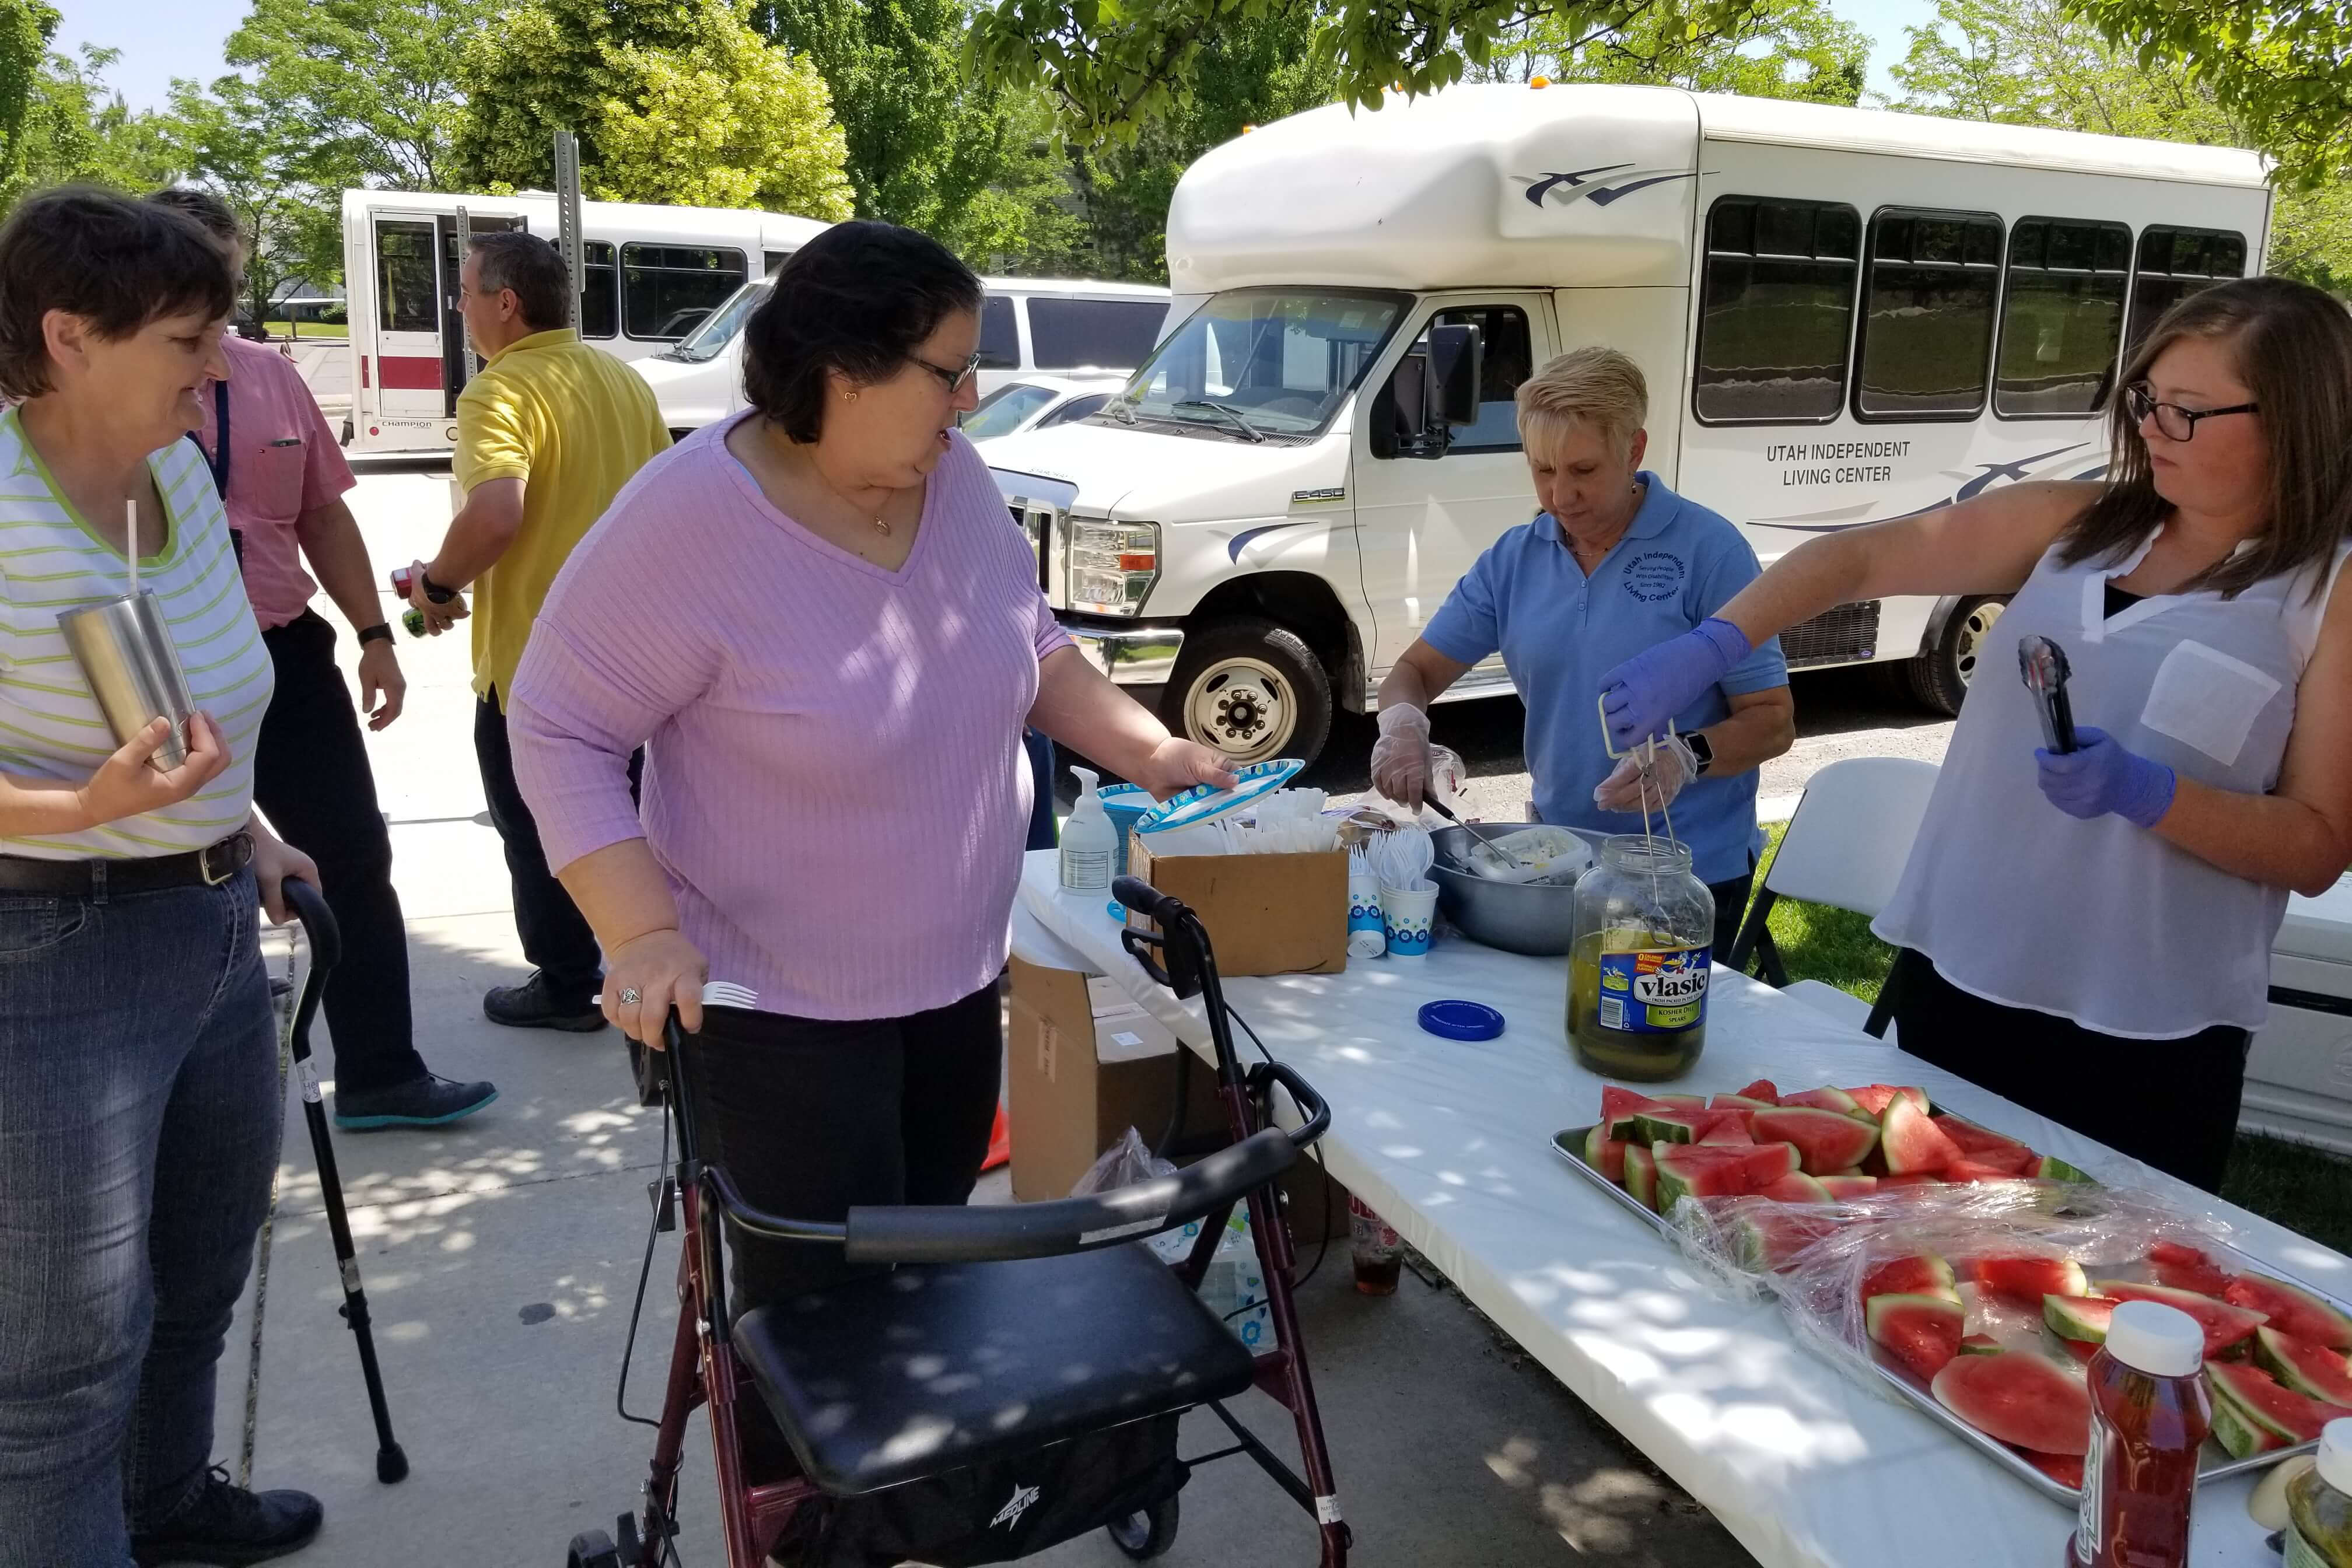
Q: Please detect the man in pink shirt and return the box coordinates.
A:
[155,189,496,1131]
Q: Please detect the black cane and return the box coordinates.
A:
[280,877,410,1484]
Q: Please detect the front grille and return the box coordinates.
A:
[1781,600,1880,668]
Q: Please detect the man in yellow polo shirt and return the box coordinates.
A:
[405,230,669,1030]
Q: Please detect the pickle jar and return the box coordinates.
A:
[1566,834,1715,1082]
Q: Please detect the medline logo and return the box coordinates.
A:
[1519,163,1701,209]
[991,1482,1041,1531]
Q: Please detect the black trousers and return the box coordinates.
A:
[474,694,638,1009]
[251,612,426,1094]
[1706,861,1755,964]
[676,988,1003,1309]
[1887,948,2250,1194]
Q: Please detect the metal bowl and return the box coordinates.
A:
[1428,824,1609,957]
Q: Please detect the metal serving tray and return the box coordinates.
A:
[1550,1125,2343,1505]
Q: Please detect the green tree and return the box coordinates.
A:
[1,43,176,208]
[0,0,56,181]
[2066,0,2348,191]
[1890,0,2352,295]
[754,0,1012,250]
[453,0,853,218]
[223,0,489,191]
[1473,0,1867,104]
[155,76,340,322]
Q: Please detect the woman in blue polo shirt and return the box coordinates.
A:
[1370,347,1795,956]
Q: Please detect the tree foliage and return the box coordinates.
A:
[0,0,55,181]
[223,0,488,191]
[1891,0,2352,296]
[453,0,852,218]
[156,75,342,320]
[1472,0,1866,103]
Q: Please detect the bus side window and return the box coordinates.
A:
[1854,206,2004,422]
[1692,195,1860,424]
[2125,226,2248,355]
[978,296,1020,369]
[1429,304,1531,453]
[580,242,618,340]
[621,244,748,341]
[1995,217,2131,418]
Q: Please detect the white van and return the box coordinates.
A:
[981,83,2270,764]
[632,275,1175,438]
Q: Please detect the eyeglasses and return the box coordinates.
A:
[908,351,982,396]
[2123,383,2259,443]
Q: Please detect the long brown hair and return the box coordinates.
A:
[2060,275,2352,600]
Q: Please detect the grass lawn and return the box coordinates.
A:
[1746,821,2352,1255]
[266,320,347,340]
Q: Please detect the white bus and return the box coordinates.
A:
[979,83,2272,765]
[340,189,831,453]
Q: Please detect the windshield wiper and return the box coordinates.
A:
[1174,399,1265,443]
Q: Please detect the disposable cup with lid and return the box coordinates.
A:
[2103,1299,2206,1378]
[2319,1417,2352,1493]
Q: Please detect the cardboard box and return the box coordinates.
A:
[1005,958,1347,1240]
[1125,840,1349,978]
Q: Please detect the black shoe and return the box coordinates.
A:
[132,1465,322,1566]
[483,971,605,1032]
[334,1072,499,1130]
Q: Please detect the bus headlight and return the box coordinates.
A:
[1067,521,1161,615]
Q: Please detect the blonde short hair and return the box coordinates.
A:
[1516,346,1648,461]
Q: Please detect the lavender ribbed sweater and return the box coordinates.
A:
[508,416,1070,1019]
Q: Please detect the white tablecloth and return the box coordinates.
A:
[1014,853,2351,1568]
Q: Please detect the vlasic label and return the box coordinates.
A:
[1596,946,1710,1033]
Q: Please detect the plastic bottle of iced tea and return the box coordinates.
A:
[1348,1196,1401,1296]
[2067,1300,2211,1568]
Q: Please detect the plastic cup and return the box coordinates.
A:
[1099,786,1153,880]
[1380,883,1438,957]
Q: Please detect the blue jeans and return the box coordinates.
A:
[0,871,279,1568]
[1024,729,1059,852]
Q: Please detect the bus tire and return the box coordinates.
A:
[1908,595,2006,715]
[1163,618,1333,767]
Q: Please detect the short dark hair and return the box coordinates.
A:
[0,186,236,401]
[743,221,984,442]
[468,230,569,332]
[147,186,245,249]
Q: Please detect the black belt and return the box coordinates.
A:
[0,832,254,896]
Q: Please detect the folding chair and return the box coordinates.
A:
[1725,757,1940,1041]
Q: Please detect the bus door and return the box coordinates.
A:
[368,212,445,423]
[437,212,524,413]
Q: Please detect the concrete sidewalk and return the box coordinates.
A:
[207,473,1757,1567]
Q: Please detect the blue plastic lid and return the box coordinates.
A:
[1419,1000,1504,1041]
[1135,758,1304,835]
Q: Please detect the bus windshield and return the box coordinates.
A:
[666,278,771,363]
[1100,288,1406,440]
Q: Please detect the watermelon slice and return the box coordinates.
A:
[2090,1280,2269,1357]
[1930,1114,2027,1157]
[1732,1079,1780,1104]
[1780,1086,1863,1116]
[1863,1252,1959,1304]
[2057,1335,2098,1364]
[1710,1092,1776,1111]
[2146,1242,2235,1297]
[1632,1109,1716,1145]
[1868,1292,1965,1382]
[1652,1093,1707,1108]
[2026,1154,2097,1184]
[2253,1328,2352,1407]
[1819,1174,1880,1199]
[1959,1333,2004,1356]
[2020,1449,2084,1490]
[1881,1096,1966,1174]
[1623,1144,1658,1211]
[2043,1294,2119,1344]
[1739,1143,1800,1185]
[1971,1255,2090,1307]
[2224,1273,2352,1352]
[1958,1144,2036,1176]
[1656,1146,1755,1209]
[1752,1107,1881,1175]
[1847,1084,1931,1118]
[1944,1158,2029,1183]
[1601,1086,1672,1139]
[2207,1360,2336,1446]
[1697,1118,1756,1147]
[1931,1350,2092,1456]
[1580,1125,1628,1184]
[1731,1205,1845,1272]
[1755,1172,1832,1203]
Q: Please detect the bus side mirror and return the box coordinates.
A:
[1379,323,1483,460]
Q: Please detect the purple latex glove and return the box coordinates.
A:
[1598,618,1752,753]
[2035,725,2176,828]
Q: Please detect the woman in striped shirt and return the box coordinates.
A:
[0,189,323,1567]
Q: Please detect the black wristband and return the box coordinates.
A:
[419,570,458,604]
[356,623,395,647]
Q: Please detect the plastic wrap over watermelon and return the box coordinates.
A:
[1669,1178,2242,1404]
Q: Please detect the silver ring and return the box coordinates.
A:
[617,987,641,1005]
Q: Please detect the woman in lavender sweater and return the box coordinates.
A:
[507,223,1233,1304]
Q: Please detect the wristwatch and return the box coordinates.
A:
[356,623,394,647]
[1685,731,1716,777]
[418,569,458,604]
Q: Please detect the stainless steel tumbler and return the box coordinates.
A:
[57,590,197,771]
